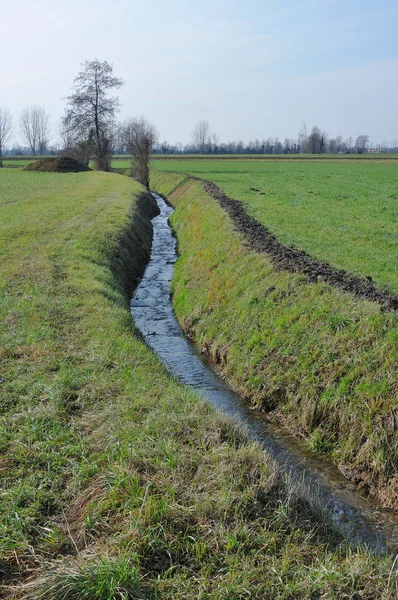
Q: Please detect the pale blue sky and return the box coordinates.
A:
[1,0,397,145]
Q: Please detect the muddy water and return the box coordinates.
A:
[130,193,398,553]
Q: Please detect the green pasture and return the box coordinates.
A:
[1,158,37,167]
[152,159,398,293]
[111,152,398,171]
[150,154,398,161]
[3,151,397,171]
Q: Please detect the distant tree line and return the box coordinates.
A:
[1,94,398,169]
[0,105,52,164]
[146,120,396,156]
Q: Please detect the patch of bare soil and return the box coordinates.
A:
[22,157,91,173]
[198,178,398,312]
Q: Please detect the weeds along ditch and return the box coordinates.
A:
[151,170,398,513]
[131,192,398,550]
[1,168,397,598]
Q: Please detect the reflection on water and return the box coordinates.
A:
[130,193,398,553]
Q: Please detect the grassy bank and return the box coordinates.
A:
[152,172,398,510]
[153,159,398,294]
[1,169,396,598]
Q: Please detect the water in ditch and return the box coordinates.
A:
[130,193,398,553]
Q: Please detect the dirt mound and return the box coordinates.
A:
[22,157,91,173]
[196,177,398,312]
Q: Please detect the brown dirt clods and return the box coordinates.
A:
[199,178,398,312]
[22,157,91,173]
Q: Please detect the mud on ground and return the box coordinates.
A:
[22,157,91,173]
[198,178,398,312]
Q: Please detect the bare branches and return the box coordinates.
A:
[63,59,123,171]
[191,119,210,153]
[20,107,38,155]
[59,120,94,167]
[37,110,51,155]
[0,108,13,166]
[300,126,328,154]
[355,135,370,154]
[20,106,50,156]
[123,117,158,189]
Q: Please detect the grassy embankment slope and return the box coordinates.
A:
[2,169,395,598]
[151,168,398,509]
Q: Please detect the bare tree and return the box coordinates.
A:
[298,121,308,152]
[20,106,50,155]
[309,126,321,153]
[37,109,51,154]
[306,126,328,154]
[345,136,353,153]
[335,135,344,153]
[319,131,328,153]
[328,137,337,153]
[355,134,369,154]
[58,119,75,151]
[211,133,219,154]
[59,120,94,167]
[0,108,13,167]
[123,117,158,189]
[192,119,210,153]
[112,122,128,154]
[20,107,38,155]
[63,59,123,171]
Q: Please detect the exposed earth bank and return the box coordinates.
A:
[199,177,398,312]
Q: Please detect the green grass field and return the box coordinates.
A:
[1,158,37,168]
[2,169,395,598]
[113,153,398,172]
[152,159,398,294]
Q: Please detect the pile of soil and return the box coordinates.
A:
[22,157,91,173]
[197,177,398,312]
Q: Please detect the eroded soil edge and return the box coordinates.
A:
[197,177,398,312]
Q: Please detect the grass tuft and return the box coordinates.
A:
[19,556,145,600]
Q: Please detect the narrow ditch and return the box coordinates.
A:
[130,193,398,554]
